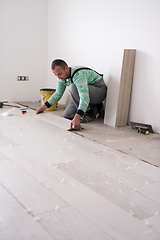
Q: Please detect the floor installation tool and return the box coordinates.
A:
[20,107,28,114]
[130,121,154,134]
[67,127,84,131]
[137,128,149,135]
[0,102,21,108]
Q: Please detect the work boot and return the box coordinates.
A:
[80,109,95,123]
[96,102,104,118]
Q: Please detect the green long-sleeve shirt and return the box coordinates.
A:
[45,66,102,116]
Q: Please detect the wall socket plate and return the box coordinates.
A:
[17,76,29,81]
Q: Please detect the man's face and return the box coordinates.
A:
[52,65,69,81]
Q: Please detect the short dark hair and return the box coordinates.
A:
[51,59,68,70]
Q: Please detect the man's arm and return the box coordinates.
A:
[73,75,90,114]
[47,81,66,106]
[36,80,66,114]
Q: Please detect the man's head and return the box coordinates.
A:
[51,59,70,81]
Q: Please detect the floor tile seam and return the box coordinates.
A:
[128,163,160,174]
[75,137,134,161]
[47,193,150,239]
[138,226,160,237]
[50,171,159,212]
[71,137,141,167]
[50,179,126,212]
[34,113,122,156]
[4,109,158,170]
[28,183,117,239]
[54,171,160,220]
[86,154,160,182]
[81,130,158,141]
[32,183,70,209]
[0,210,56,240]
[2,132,158,183]
[92,140,160,168]
[69,158,156,190]
[1,147,82,184]
[74,168,154,191]
[36,195,119,240]
[1,159,72,209]
[36,202,116,240]
[57,159,155,189]
[114,154,160,171]
[2,113,159,183]
[0,182,39,218]
[97,183,160,210]
[4,153,80,186]
[14,103,160,141]
[82,162,154,185]
[0,182,69,235]
[70,128,160,167]
[81,180,159,210]
[135,190,160,206]
[109,220,158,240]
[44,183,121,219]
[1,143,158,191]
[67,205,115,240]
[0,182,24,208]
[0,158,51,185]
[1,113,67,141]
[0,137,22,151]
[137,157,159,167]
[35,112,69,130]
[24,212,57,240]
[3,144,68,165]
[133,181,157,190]
[141,216,160,233]
[0,144,61,167]
[0,157,9,161]
[126,169,160,184]
[5,115,142,171]
[137,181,159,188]
[0,140,73,164]
[0,159,62,195]
[36,204,71,217]
[138,212,160,221]
[4,152,154,236]
[109,219,160,238]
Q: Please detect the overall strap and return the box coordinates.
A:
[70,67,103,83]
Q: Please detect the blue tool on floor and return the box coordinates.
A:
[130,121,154,134]
[20,107,28,111]
[137,128,149,135]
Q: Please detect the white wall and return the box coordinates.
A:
[48,0,160,133]
[0,0,48,102]
[1,0,160,133]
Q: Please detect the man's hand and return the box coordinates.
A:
[36,104,47,114]
[70,114,81,131]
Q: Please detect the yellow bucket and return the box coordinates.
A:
[40,88,58,111]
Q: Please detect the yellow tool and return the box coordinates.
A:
[137,128,149,135]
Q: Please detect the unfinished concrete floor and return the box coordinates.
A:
[0,103,160,240]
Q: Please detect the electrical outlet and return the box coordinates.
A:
[17,76,29,81]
